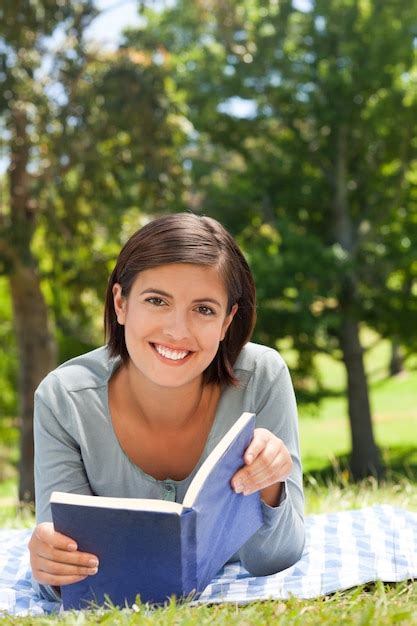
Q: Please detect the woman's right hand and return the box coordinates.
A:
[29,522,99,587]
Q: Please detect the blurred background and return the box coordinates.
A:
[1,0,416,506]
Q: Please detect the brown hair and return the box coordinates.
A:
[104,213,256,386]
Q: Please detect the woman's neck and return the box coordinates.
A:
[114,362,214,432]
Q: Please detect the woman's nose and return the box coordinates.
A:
[163,310,190,341]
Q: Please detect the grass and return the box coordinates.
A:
[0,582,416,625]
[0,581,415,625]
[299,339,417,474]
[0,332,416,624]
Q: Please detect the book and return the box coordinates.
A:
[50,412,263,609]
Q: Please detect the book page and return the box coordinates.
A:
[50,491,183,515]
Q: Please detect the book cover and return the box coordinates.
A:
[50,412,263,609]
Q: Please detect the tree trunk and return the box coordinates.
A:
[332,124,383,480]
[6,105,56,504]
[9,265,56,503]
[339,317,383,479]
[389,341,404,376]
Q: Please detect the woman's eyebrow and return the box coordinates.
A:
[139,288,221,306]
[139,288,171,297]
[192,297,221,306]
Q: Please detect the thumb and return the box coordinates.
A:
[36,522,78,551]
[244,428,269,465]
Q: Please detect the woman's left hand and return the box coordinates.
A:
[231,428,293,506]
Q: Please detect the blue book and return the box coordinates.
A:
[50,412,263,609]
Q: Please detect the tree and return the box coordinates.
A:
[37,43,188,358]
[0,1,100,502]
[134,0,417,478]
[0,1,188,502]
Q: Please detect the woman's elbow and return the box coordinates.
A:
[241,527,306,577]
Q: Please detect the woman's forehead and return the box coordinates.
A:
[131,263,228,297]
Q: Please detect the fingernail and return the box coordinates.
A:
[234,480,244,494]
[67,543,77,551]
[246,453,253,463]
[89,567,98,576]
[88,558,99,567]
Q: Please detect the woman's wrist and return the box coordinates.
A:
[260,482,284,507]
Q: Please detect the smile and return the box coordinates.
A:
[152,343,191,361]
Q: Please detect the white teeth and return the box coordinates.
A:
[154,344,189,361]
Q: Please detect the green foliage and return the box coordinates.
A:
[2,0,417,483]
[134,0,417,378]
[1,0,191,379]
[0,278,17,417]
[119,0,417,479]
[3,0,417,405]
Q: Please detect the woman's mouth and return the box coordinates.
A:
[151,343,191,362]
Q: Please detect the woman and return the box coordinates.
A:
[29,213,305,601]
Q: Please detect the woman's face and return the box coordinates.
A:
[112,263,237,390]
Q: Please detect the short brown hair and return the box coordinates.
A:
[104,213,256,386]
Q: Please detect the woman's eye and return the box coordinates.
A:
[196,305,215,316]
[146,297,166,306]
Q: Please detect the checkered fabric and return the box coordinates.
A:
[1,505,416,615]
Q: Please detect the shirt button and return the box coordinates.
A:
[162,483,176,501]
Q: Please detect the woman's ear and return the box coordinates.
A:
[112,283,126,325]
[221,303,238,340]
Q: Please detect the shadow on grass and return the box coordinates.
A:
[304,444,417,487]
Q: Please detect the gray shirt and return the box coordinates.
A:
[33,341,305,600]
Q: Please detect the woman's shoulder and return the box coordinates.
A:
[36,346,117,397]
[234,341,287,376]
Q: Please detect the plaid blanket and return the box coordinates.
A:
[1,505,416,615]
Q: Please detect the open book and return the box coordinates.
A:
[50,412,263,609]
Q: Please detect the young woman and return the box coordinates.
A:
[29,213,305,601]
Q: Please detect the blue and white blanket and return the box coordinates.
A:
[1,505,416,615]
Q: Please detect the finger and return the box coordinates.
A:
[35,544,99,568]
[33,570,91,586]
[243,457,293,494]
[243,428,271,465]
[243,462,281,493]
[36,556,98,577]
[245,439,283,477]
[31,524,98,566]
[34,523,78,552]
[233,438,281,486]
[234,449,292,494]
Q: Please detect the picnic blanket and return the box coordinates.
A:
[0,505,416,615]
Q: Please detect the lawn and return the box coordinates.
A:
[298,332,417,476]
[0,335,416,624]
[299,367,417,475]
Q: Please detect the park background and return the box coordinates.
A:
[0,1,417,622]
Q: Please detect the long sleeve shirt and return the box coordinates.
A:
[33,341,305,600]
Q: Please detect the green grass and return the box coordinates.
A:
[298,332,417,474]
[0,479,16,500]
[0,581,416,625]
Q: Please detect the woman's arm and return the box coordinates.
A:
[31,377,98,599]
[234,349,305,575]
[34,381,94,523]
